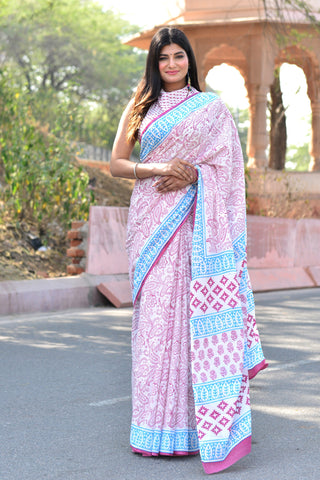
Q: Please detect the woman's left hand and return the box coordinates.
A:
[153,171,197,193]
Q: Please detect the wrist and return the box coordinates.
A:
[151,164,163,177]
[133,163,139,180]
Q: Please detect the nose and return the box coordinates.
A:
[168,55,176,67]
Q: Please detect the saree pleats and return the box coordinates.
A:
[130,215,199,455]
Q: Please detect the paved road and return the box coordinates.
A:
[1,288,319,480]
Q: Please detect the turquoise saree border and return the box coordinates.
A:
[140,92,218,161]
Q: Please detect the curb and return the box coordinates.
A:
[0,273,129,316]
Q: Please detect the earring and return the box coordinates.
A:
[187,71,191,91]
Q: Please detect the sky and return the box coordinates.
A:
[99,0,169,27]
[99,0,311,148]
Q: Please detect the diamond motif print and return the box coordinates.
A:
[201,286,209,296]
[213,302,223,312]
[227,282,236,292]
[220,292,229,302]
[209,410,220,420]
[199,406,209,416]
[207,294,214,304]
[211,425,222,435]
[208,277,214,287]
[200,303,208,313]
[192,298,201,308]
[194,281,202,291]
[227,406,236,417]
[213,285,222,295]
[228,298,237,309]
[219,416,229,427]
[218,400,228,411]
[203,421,213,430]
[196,415,202,425]
[220,276,228,285]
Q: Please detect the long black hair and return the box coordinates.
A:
[127,27,201,142]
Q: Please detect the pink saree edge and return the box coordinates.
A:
[202,436,251,474]
[249,359,268,380]
[131,446,199,457]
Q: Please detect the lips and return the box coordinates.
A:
[166,71,179,75]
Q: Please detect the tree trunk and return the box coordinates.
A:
[269,69,287,170]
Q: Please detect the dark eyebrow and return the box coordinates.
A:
[159,50,185,57]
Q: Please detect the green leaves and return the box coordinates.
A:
[0,0,146,148]
[0,70,93,234]
[0,0,146,239]
[0,0,145,100]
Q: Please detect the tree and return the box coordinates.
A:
[262,0,320,28]
[0,69,93,238]
[0,0,146,146]
[269,68,287,170]
[0,0,143,98]
[286,143,310,170]
[262,0,319,170]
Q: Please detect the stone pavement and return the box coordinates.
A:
[1,288,319,480]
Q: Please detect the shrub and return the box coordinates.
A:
[0,70,94,240]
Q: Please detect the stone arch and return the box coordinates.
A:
[202,44,248,87]
[275,45,320,170]
[276,45,320,102]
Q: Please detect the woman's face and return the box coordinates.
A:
[158,43,189,92]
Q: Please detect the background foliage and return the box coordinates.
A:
[0,71,93,233]
[0,0,145,242]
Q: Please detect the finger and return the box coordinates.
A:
[156,180,169,191]
[153,175,170,187]
[179,159,193,168]
[153,179,162,187]
[176,165,191,180]
[157,179,175,192]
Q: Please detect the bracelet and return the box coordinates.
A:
[133,163,139,180]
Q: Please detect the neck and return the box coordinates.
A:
[163,82,188,92]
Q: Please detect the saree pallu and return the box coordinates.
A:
[126,91,267,474]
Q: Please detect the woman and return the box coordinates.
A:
[111,27,267,474]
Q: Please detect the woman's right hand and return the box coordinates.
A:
[159,157,196,183]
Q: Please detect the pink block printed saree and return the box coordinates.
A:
[126,86,267,474]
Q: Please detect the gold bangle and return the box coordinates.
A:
[133,163,139,180]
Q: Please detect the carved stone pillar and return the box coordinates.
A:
[309,99,320,171]
[247,84,269,168]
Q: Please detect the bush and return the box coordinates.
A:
[0,70,94,240]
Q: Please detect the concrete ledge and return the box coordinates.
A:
[306,266,320,286]
[249,267,316,292]
[0,273,129,316]
[97,280,133,308]
[2,210,319,315]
